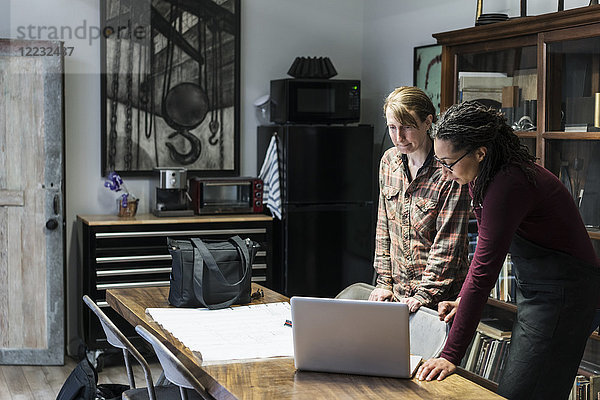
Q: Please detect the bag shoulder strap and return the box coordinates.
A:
[190,237,249,287]
[190,236,251,309]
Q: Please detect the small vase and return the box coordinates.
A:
[117,198,139,218]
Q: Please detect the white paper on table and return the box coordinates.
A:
[146,302,293,363]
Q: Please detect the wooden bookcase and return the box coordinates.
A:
[434,5,600,390]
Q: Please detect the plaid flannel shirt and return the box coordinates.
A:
[374,147,470,308]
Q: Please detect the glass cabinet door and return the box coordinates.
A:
[545,140,600,231]
[543,26,600,240]
[456,45,538,152]
[546,36,600,133]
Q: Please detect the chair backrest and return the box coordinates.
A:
[135,325,211,400]
[82,295,156,400]
[409,306,449,359]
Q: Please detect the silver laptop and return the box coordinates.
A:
[290,296,422,378]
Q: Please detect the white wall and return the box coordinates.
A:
[0,0,591,356]
[241,0,364,175]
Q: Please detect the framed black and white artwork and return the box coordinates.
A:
[413,43,442,117]
[101,0,240,176]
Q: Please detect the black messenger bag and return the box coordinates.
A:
[168,235,259,309]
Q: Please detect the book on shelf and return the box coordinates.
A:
[489,340,510,382]
[512,68,537,101]
[590,375,600,400]
[458,73,512,91]
[474,337,492,375]
[569,374,600,400]
[458,73,513,107]
[495,340,511,383]
[482,340,498,379]
[490,253,516,303]
[458,72,508,78]
[478,318,512,340]
[464,331,483,372]
[462,330,511,383]
[570,375,591,400]
[564,123,600,132]
[460,88,504,104]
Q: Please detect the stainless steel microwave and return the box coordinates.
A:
[189,177,264,215]
[270,78,360,124]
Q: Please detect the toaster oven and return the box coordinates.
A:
[189,177,264,215]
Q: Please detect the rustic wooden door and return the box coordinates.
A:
[0,39,64,364]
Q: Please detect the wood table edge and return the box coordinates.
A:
[105,289,237,400]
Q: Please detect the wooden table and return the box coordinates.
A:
[106,285,504,400]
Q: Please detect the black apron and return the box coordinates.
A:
[497,234,600,400]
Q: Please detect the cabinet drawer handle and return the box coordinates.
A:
[97,281,170,290]
[97,267,172,277]
[251,276,267,282]
[96,301,109,308]
[97,253,267,264]
[252,264,267,270]
[96,255,172,264]
[96,228,266,239]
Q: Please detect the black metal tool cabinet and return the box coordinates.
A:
[77,213,273,350]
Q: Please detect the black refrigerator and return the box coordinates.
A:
[257,124,375,297]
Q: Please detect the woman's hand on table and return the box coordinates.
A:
[416,357,456,381]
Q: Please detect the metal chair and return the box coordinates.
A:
[135,325,213,400]
[82,295,180,400]
[409,306,450,359]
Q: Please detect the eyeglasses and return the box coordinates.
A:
[434,150,471,172]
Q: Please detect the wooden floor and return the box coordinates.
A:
[0,355,163,400]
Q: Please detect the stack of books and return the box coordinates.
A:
[564,123,600,132]
[458,72,513,105]
[461,318,512,383]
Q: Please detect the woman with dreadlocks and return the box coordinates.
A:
[416,101,600,399]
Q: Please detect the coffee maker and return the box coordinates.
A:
[153,168,194,217]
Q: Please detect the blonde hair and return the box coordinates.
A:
[383,86,437,127]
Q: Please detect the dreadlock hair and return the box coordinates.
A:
[431,101,537,206]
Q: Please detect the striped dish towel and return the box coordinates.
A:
[259,135,282,219]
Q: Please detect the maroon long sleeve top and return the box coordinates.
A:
[440,163,600,366]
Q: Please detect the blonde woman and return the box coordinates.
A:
[338,87,470,312]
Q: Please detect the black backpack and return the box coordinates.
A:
[56,358,129,400]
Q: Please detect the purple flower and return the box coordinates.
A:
[104,172,134,208]
[104,171,124,192]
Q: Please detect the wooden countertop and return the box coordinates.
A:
[77,213,273,226]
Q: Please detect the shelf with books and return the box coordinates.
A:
[459,321,512,385]
[569,373,600,400]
